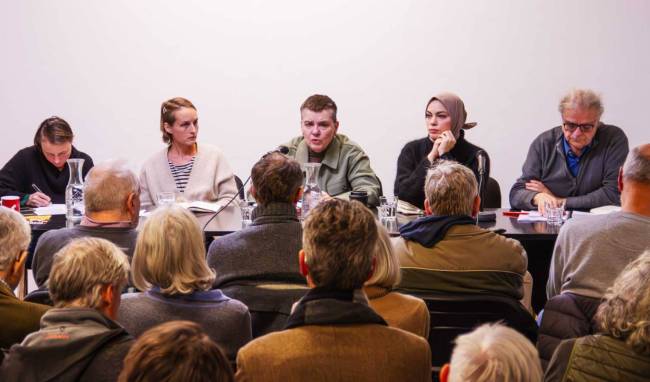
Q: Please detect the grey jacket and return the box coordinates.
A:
[284,134,382,206]
[509,124,628,210]
[208,202,305,288]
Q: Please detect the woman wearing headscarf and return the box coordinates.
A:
[394,92,489,210]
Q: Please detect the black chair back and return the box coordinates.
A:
[483,177,502,209]
[411,292,538,367]
[24,289,53,306]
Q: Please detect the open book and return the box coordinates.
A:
[177,201,225,214]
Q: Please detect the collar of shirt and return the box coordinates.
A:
[81,215,133,228]
[562,136,592,177]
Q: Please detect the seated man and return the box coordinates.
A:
[235,199,431,382]
[0,116,93,207]
[32,161,140,288]
[395,160,528,301]
[0,207,49,351]
[0,237,133,381]
[510,88,629,212]
[440,323,543,382]
[282,94,382,206]
[208,152,305,288]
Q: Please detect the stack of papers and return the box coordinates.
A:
[33,204,66,216]
[517,211,547,222]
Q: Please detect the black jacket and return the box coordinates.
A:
[0,145,93,205]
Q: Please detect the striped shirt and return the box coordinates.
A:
[168,157,195,193]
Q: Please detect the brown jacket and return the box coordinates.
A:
[236,324,431,382]
[366,286,430,339]
[0,282,50,350]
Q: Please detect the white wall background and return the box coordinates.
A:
[1,0,648,206]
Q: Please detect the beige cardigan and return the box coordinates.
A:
[139,143,238,208]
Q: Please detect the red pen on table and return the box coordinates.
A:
[503,211,529,217]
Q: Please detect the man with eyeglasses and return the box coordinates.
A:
[281,94,382,206]
[510,89,629,212]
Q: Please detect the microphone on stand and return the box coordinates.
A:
[202,145,291,230]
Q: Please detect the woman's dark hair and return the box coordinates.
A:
[33,116,74,148]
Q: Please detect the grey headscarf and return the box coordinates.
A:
[426,92,477,139]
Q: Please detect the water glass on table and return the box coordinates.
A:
[379,196,398,227]
[543,199,565,225]
[240,201,255,229]
[156,192,176,206]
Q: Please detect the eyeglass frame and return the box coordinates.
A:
[562,120,599,133]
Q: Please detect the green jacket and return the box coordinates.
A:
[0,282,50,350]
[546,334,650,382]
[284,134,382,206]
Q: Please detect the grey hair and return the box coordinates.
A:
[131,206,215,295]
[0,208,31,272]
[596,250,650,356]
[449,323,543,382]
[558,88,604,117]
[48,237,130,309]
[84,160,139,214]
[425,160,478,216]
[365,224,401,289]
[622,144,650,185]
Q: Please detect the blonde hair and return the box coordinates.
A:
[303,199,377,290]
[132,206,215,294]
[425,160,478,216]
[160,97,196,144]
[558,88,604,117]
[449,323,542,382]
[48,237,130,309]
[596,250,650,355]
[365,224,401,289]
[0,207,31,272]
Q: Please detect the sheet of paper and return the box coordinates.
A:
[517,211,547,222]
[33,204,67,216]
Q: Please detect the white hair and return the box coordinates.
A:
[425,160,477,216]
[84,160,139,213]
[558,88,604,117]
[0,207,31,272]
[449,323,542,382]
[623,144,650,185]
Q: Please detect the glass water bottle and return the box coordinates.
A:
[65,158,85,223]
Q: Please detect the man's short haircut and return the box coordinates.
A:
[622,144,650,185]
[118,320,234,382]
[160,97,197,144]
[33,116,74,147]
[558,88,604,118]
[84,161,140,214]
[448,323,543,382]
[300,94,338,122]
[131,206,215,295]
[251,152,303,206]
[365,224,401,289]
[302,199,377,290]
[48,237,130,309]
[596,250,650,356]
[0,208,31,272]
[425,160,478,216]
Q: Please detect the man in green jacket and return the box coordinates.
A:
[283,94,382,206]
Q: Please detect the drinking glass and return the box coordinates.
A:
[156,192,176,206]
[544,199,565,225]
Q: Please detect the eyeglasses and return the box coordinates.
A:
[563,121,597,133]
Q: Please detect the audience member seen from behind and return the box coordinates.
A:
[439,323,543,382]
[139,97,238,208]
[118,205,252,362]
[395,160,531,308]
[0,116,93,207]
[208,152,305,288]
[0,207,49,351]
[282,94,382,206]
[32,161,140,289]
[510,89,629,213]
[364,223,429,338]
[545,250,650,381]
[0,237,133,382]
[118,320,234,382]
[395,92,489,210]
[235,199,431,382]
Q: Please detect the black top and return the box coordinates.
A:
[0,145,93,205]
[394,130,490,209]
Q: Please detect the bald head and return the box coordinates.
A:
[622,144,650,185]
[620,144,650,216]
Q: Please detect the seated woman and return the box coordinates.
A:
[139,97,238,208]
[364,223,429,339]
[118,206,252,362]
[545,250,650,381]
[0,116,93,207]
[394,92,489,210]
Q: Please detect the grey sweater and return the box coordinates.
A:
[32,225,138,288]
[207,202,305,287]
[547,211,650,299]
[509,124,628,210]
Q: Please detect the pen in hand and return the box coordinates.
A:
[31,184,52,206]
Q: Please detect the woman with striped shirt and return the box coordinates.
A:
[139,97,238,208]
